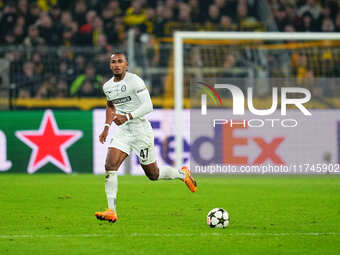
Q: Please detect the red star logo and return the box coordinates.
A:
[15,110,82,174]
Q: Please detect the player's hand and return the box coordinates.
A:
[99,129,108,144]
[112,113,128,126]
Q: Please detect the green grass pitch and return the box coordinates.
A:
[0,174,340,255]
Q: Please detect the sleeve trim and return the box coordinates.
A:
[136,88,147,94]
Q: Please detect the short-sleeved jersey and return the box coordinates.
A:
[102,72,148,120]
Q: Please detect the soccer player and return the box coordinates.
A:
[94,52,197,223]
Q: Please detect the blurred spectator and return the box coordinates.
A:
[35,12,59,45]
[78,10,97,45]
[73,0,88,26]
[154,7,175,37]
[223,54,236,70]
[320,4,331,21]
[298,69,321,96]
[75,80,99,97]
[219,15,235,31]
[112,16,126,44]
[142,8,156,34]
[335,14,340,32]
[145,35,160,68]
[236,3,259,30]
[70,64,103,97]
[107,0,122,16]
[177,3,191,24]
[205,5,220,25]
[102,0,122,44]
[36,74,57,98]
[94,34,113,75]
[61,11,77,33]
[58,60,75,85]
[12,23,25,44]
[32,52,44,76]
[213,0,226,14]
[0,3,17,41]
[321,18,334,32]
[17,0,28,16]
[16,15,26,28]
[15,61,41,98]
[298,0,322,21]
[23,25,44,47]
[27,3,41,26]
[297,12,315,32]
[124,0,146,28]
[294,54,309,84]
[50,5,62,22]
[60,11,77,46]
[74,55,86,75]
[62,26,75,46]
[285,4,298,26]
[55,79,69,97]
[165,0,176,10]
[188,0,201,23]
[325,0,339,20]
[221,0,238,20]
[50,6,64,43]
[274,7,289,31]
[92,16,104,46]
[4,33,16,45]
[95,34,111,54]
[284,24,296,32]
[320,50,338,77]
[37,0,58,11]
[221,53,247,89]
[153,5,165,37]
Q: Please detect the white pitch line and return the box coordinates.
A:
[0,232,339,239]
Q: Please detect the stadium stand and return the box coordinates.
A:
[0,0,339,107]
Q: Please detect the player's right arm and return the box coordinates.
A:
[99,101,115,144]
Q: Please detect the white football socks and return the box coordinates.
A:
[158,165,185,180]
[105,171,118,212]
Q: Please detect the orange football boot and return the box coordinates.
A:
[181,166,197,192]
[94,209,118,223]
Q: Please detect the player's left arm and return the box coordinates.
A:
[112,76,153,125]
[129,87,153,120]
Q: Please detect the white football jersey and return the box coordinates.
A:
[102,72,149,120]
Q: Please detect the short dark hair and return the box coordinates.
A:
[111,51,128,61]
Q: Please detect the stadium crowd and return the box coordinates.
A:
[1,0,263,48]
[270,0,340,32]
[0,0,339,99]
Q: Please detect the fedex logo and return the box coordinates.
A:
[143,120,285,167]
[134,121,190,166]
[191,123,285,165]
[152,121,190,165]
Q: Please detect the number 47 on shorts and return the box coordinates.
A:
[140,148,149,160]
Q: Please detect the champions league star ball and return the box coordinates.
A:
[206,208,230,228]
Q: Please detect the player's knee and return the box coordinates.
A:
[105,160,119,171]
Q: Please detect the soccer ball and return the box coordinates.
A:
[206,208,230,228]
